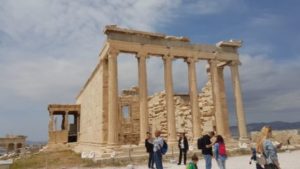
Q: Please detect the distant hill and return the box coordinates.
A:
[230,121,300,137]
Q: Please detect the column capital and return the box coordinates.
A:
[136,52,149,59]
[49,110,54,116]
[108,48,119,58]
[184,57,198,64]
[229,60,241,66]
[162,54,174,61]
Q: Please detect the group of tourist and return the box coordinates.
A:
[145,126,281,169]
[145,130,227,169]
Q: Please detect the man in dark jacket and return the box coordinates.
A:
[198,131,215,169]
[178,132,189,165]
[145,132,154,169]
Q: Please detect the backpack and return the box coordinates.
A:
[218,143,226,156]
[160,140,168,155]
[186,162,197,169]
[197,137,205,149]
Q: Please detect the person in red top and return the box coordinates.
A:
[213,135,227,169]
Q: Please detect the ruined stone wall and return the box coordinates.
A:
[0,135,26,152]
[76,62,105,145]
[251,129,300,145]
[148,80,215,140]
[119,87,140,145]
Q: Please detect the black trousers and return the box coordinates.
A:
[178,149,187,164]
[264,164,278,169]
[256,163,264,169]
[148,152,154,168]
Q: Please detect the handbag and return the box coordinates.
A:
[257,153,267,166]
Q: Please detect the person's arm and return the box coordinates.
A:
[185,137,189,151]
[205,136,215,148]
[214,143,219,159]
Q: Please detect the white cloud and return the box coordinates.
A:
[238,54,300,121]
[249,13,283,28]
[182,0,242,15]
[0,0,182,140]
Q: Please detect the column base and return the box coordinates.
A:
[239,136,250,141]
[167,139,177,145]
[106,143,119,149]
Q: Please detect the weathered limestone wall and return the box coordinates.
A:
[251,129,300,145]
[76,62,105,145]
[148,80,215,140]
[48,131,68,144]
[0,135,26,152]
[198,80,215,134]
[118,87,140,145]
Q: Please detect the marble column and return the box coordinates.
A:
[100,57,109,145]
[210,60,225,136]
[230,62,248,139]
[137,52,149,144]
[163,55,177,143]
[61,114,65,130]
[64,111,69,131]
[48,111,54,131]
[107,49,119,145]
[217,66,231,138]
[186,58,201,140]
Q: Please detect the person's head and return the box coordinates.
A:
[146,132,151,138]
[256,126,272,153]
[216,135,224,144]
[191,154,199,163]
[180,132,185,138]
[155,130,161,137]
[208,131,215,138]
[260,126,272,139]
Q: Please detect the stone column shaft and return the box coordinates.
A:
[100,57,109,145]
[217,66,231,138]
[230,63,248,139]
[186,58,201,139]
[210,60,225,135]
[163,55,176,143]
[137,53,149,144]
[49,111,54,131]
[107,50,119,145]
[64,111,69,131]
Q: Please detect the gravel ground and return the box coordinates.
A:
[70,150,299,169]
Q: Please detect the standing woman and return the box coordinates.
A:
[213,135,227,169]
[178,132,189,165]
[145,132,154,169]
[256,126,282,169]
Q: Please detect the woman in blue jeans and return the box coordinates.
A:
[213,135,227,169]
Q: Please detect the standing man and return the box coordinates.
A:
[198,131,215,169]
[145,132,154,169]
[178,132,189,165]
[153,130,164,169]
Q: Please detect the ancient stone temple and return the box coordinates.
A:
[0,135,26,153]
[48,25,248,154]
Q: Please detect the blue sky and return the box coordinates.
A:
[0,0,299,141]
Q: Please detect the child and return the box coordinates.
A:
[186,154,199,169]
